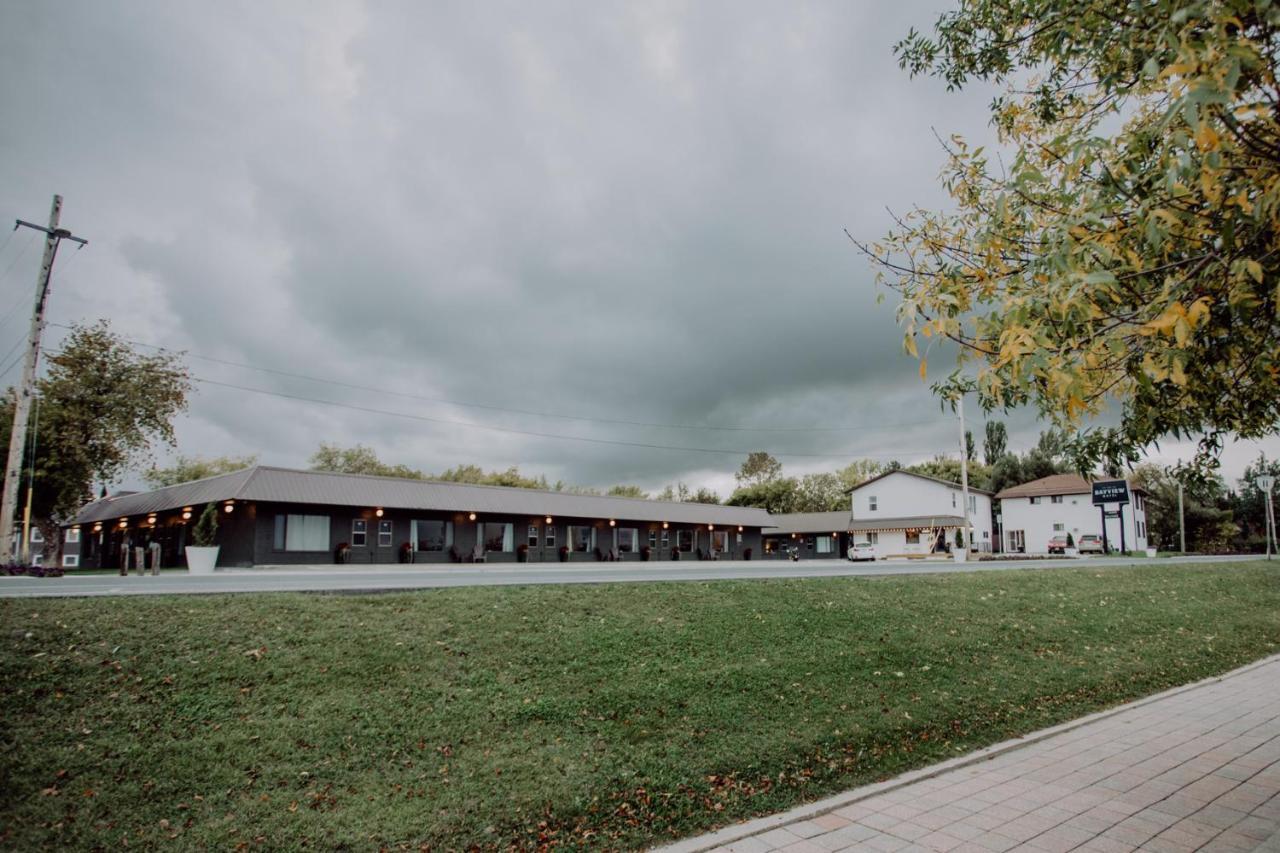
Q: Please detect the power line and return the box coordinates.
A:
[45,322,951,436]
[190,375,941,460]
[0,231,38,285]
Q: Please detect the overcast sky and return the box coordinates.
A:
[1,1,1276,497]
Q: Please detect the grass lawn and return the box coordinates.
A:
[2,561,1277,849]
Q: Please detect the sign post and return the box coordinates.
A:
[1259,475,1275,560]
[1092,480,1130,556]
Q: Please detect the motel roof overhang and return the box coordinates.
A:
[765,512,970,535]
[71,466,774,529]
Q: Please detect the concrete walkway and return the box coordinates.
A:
[661,656,1280,853]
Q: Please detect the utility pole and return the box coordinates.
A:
[1178,480,1186,554]
[957,395,972,555]
[0,195,86,563]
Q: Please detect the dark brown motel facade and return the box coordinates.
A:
[66,466,771,569]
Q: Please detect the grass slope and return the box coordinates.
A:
[1,561,1277,849]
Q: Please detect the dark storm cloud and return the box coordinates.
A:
[19,0,1261,496]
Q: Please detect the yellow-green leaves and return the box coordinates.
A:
[871,0,1280,472]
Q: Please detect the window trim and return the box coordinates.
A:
[377,519,393,547]
[352,519,367,547]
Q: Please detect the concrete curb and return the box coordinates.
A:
[651,652,1280,852]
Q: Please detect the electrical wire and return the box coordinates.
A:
[191,375,944,460]
[46,323,951,436]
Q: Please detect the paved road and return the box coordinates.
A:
[0,554,1263,598]
[660,654,1280,852]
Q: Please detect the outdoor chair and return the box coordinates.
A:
[471,544,486,563]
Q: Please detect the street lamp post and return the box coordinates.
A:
[1258,475,1276,561]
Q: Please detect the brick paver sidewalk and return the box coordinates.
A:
[662,656,1280,852]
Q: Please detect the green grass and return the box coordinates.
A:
[2,561,1277,849]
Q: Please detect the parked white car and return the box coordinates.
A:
[847,541,876,562]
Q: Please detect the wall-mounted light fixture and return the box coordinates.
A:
[708,524,714,530]
[147,514,157,525]
[92,523,103,533]
[375,508,384,518]
[118,519,128,528]
[738,525,743,532]
[608,519,616,527]
[662,521,669,529]
[223,501,235,513]
[544,515,552,525]
[468,512,476,521]
[181,506,192,520]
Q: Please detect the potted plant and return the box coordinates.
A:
[399,541,413,563]
[334,542,350,564]
[953,528,967,563]
[185,504,220,574]
[516,543,529,563]
[1064,532,1079,557]
[671,546,681,561]
[640,545,651,562]
[743,546,752,561]
[558,545,570,563]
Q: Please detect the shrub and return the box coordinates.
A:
[640,545,651,562]
[192,503,219,547]
[954,528,965,548]
[1066,532,1075,548]
[743,547,752,561]
[558,545,569,563]
[516,543,528,563]
[399,542,413,563]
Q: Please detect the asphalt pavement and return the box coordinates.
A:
[0,554,1263,599]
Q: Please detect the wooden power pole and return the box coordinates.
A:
[0,195,86,563]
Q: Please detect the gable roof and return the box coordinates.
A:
[72,466,773,527]
[846,468,993,496]
[994,473,1147,500]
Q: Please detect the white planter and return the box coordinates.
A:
[1145,547,1157,558]
[953,549,967,563]
[185,546,220,574]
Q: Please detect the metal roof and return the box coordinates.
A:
[846,469,994,496]
[72,466,773,527]
[765,511,969,535]
[764,511,854,535]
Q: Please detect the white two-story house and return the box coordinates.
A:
[763,470,994,559]
[995,473,1148,554]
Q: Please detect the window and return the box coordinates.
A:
[1053,522,1065,532]
[378,520,393,547]
[805,536,814,551]
[648,530,657,549]
[528,525,540,547]
[616,528,638,552]
[412,520,452,552]
[868,496,878,511]
[952,492,957,508]
[905,529,921,545]
[661,529,670,549]
[545,525,556,548]
[1051,495,1063,504]
[764,539,777,554]
[711,530,727,552]
[352,519,367,547]
[1030,496,1042,505]
[569,525,595,552]
[275,514,330,551]
[62,553,80,568]
[65,528,80,545]
[677,529,693,552]
[816,535,834,554]
[866,532,878,544]
[29,528,44,544]
[969,495,977,514]
[484,523,513,552]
